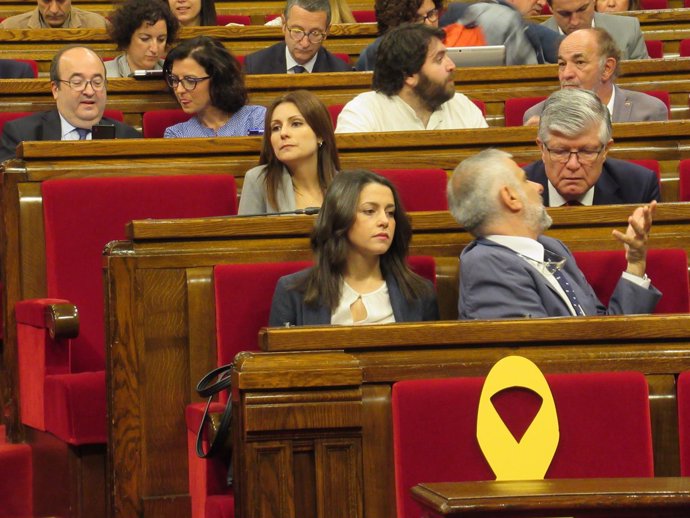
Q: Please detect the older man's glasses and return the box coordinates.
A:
[57,77,107,92]
[543,144,604,164]
[414,8,439,23]
[166,74,211,91]
[286,26,327,43]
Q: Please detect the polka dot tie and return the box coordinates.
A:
[551,268,585,316]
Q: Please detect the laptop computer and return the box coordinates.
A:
[446,45,506,68]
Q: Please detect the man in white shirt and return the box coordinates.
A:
[335,23,487,133]
[524,28,667,125]
[447,147,660,319]
[541,0,648,59]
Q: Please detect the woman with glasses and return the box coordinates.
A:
[106,0,179,78]
[355,0,443,71]
[268,169,439,326]
[168,0,217,27]
[238,90,339,215]
[162,36,266,138]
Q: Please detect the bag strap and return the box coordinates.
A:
[195,365,233,460]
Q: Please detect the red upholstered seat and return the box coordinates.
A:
[15,175,237,445]
[680,39,690,57]
[328,104,344,128]
[333,52,351,66]
[13,59,38,77]
[572,249,689,314]
[216,14,250,25]
[504,96,546,126]
[645,40,664,58]
[143,109,194,138]
[393,371,654,518]
[187,257,436,518]
[471,98,486,116]
[352,9,376,22]
[373,168,448,211]
[644,90,670,117]
[680,159,690,201]
[640,0,668,8]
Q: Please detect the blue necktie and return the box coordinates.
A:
[550,268,585,316]
[76,128,90,140]
[292,65,306,74]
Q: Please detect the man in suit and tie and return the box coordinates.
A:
[447,147,660,319]
[243,0,352,74]
[524,28,667,125]
[541,0,648,59]
[523,88,660,206]
[0,45,140,163]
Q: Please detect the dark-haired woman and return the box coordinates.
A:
[168,0,217,26]
[269,170,439,326]
[106,0,179,78]
[238,90,339,214]
[163,36,266,137]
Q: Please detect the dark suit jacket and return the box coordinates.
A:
[0,109,141,162]
[523,157,661,205]
[459,236,661,319]
[0,59,34,78]
[243,42,352,74]
[269,268,439,326]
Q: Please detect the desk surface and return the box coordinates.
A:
[412,477,690,517]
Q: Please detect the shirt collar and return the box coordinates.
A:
[58,112,91,140]
[605,85,616,115]
[486,235,545,262]
[547,181,595,206]
[285,46,318,73]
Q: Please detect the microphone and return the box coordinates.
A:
[230,207,320,218]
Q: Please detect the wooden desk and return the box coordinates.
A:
[229,316,690,518]
[412,478,690,517]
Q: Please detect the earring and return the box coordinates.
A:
[318,140,323,147]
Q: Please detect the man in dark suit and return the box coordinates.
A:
[524,88,659,206]
[524,28,667,125]
[447,148,660,319]
[0,59,35,78]
[244,0,351,74]
[0,45,140,163]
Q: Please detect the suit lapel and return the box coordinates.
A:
[592,162,623,204]
[610,85,631,123]
[41,110,64,140]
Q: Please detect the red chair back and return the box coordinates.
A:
[373,168,448,211]
[333,52,351,66]
[103,109,124,122]
[0,112,32,134]
[328,104,344,128]
[471,99,486,116]
[42,175,238,373]
[393,371,654,518]
[352,10,376,22]
[216,14,250,25]
[143,109,193,138]
[572,249,689,314]
[680,38,690,57]
[640,0,668,8]
[504,96,546,126]
[13,59,38,77]
[680,159,690,201]
[645,40,664,58]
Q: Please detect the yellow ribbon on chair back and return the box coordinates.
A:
[476,356,559,480]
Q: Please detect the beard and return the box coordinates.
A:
[413,70,455,111]
[524,196,553,235]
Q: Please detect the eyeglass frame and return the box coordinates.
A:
[414,8,440,23]
[56,76,107,92]
[166,74,212,91]
[541,143,605,165]
[285,25,328,44]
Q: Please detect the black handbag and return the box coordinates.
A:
[195,364,234,485]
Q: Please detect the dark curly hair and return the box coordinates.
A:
[297,169,432,310]
[373,23,446,96]
[109,0,179,51]
[375,0,444,34]
[163,36,246,114]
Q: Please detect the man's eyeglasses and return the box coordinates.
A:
[166,74,211,91]
[57,77,106,92]
[543,144,604,165]
[414,8,439,23]
[286,26,327,44]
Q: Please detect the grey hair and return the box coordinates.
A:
[538,89,611,146]
[591,27,621,80]
[447,149,519,237]
[284,0,332,25]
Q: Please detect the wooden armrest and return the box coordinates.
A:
[412,477,690,517]
[45,303,79,340]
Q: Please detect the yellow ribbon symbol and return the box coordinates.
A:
[476,356,559,480]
